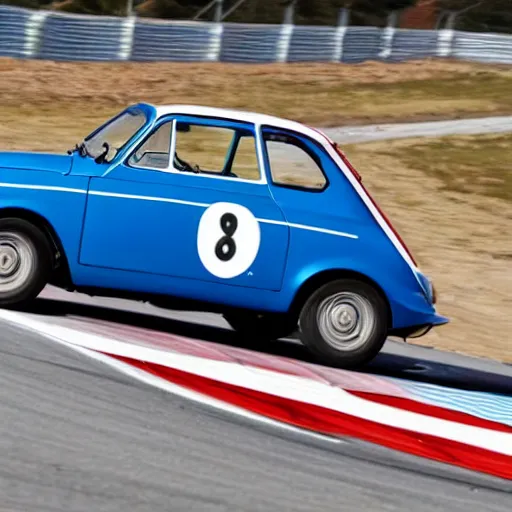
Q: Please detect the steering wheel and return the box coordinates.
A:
[174,153,199,174]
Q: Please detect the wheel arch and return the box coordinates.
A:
[0,207,73,289]
[289,268,392,326]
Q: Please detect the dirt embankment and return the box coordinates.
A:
[345,136,512,364]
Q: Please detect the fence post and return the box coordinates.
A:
[332,8,350,62]
[213,0,223,22]
[276,0,296,63]
[119,15,136,60]
[379,10,399,60]
[23,10,48,59]
[207,22,224,62]
[437,12,457,58]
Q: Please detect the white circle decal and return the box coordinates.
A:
[197,202,261,279]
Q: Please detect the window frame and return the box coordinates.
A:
[124,114,267,185]
[260,125,330,193]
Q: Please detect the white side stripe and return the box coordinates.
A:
[93,190,358,240]
[89,190,210,208]
[259,218,358,240]
[0,182,87,194]
[0,183,358,241]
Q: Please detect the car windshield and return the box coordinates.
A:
[84,108,147,162]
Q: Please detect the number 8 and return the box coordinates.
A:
[215,213,238,262]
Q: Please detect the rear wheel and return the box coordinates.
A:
[0,218,52,307]
[224,311,298,341]
[299,278,388,368]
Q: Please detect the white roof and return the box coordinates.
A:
[153,104,330,144]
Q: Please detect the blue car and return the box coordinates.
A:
[0,103,448,368]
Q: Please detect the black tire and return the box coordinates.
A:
[0,218,53,307]
[224,311,298,341]
[299,278,388,369]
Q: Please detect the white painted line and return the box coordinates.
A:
[0,308,510,456]
[70,343,344,445]
[0,310,342,445]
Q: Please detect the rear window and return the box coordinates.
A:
[263,132,327,191]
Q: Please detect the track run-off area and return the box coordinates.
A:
[1,114,512,510]
[324,115,512,144]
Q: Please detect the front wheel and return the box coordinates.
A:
[0,218,52,307]
[299,279,388,369]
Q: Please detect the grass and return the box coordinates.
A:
[375,133,512,204]
[2,58,512,153]
[342,134,512,363]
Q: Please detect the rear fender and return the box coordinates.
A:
[288,257,432,330]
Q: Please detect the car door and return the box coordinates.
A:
[258,125,367,275]
[79,115,290,292]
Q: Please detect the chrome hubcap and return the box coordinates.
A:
[0,232,34,293]
[0,244,20,277]
[316,292,376,351]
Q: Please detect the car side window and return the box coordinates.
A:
[174,121,261,181]
[263,131,327,191]
[128,120,172,170]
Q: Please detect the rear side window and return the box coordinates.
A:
[263,131,327,191]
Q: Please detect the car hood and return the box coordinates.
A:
[0,152,73,174]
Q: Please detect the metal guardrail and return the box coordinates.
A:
[0,5,30,58]
[39,12,127,61]
[132,19,219,62]
[1,5,512,65]
[452,31,512,64]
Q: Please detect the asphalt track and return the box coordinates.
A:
[324,115,512,144]
[1,291,511,511]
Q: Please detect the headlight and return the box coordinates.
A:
[416,272,436,305]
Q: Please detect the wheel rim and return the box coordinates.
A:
[0,232,35,294]
[316,291,376,352]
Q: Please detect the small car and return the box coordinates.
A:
[0,103,448,368]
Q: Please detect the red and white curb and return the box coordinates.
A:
[1,307,511,481]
